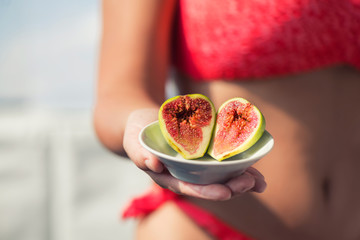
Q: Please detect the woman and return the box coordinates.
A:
[94,0,360,239]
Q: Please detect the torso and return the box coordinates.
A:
[176,65,360,240]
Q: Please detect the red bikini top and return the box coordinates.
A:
[172,0,360,81]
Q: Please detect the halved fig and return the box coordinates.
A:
[208,98,265,161]
[158,94,216,159]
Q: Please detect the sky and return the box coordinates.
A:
[0,0,101,110]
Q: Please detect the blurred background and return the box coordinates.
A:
[0,0,152,239]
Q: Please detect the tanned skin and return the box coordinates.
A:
[95,1,360,239]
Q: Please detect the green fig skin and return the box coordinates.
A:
[158,94,216,159]
[207,98,265,161]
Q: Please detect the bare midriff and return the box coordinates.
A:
[176,65,360,240]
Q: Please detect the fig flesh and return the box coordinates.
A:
[208,98,265,161]
[158,94,216,159]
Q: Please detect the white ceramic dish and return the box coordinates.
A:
[139,121,274,184]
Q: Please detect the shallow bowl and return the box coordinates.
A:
[139,121,274,184]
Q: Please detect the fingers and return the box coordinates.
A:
[123,108,164,173]
[147,166,266,200]
[225,167,267,197]
[225,172,256,196]
[125,140,164,173]
[246,167,267,193]
[147,171,232,201]
[246,167,265,180]
[124,142,165,173]
[143,152,164,173]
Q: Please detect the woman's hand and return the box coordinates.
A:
[123,108,165,173]
[147,167,266,201]
[123,108,267,201]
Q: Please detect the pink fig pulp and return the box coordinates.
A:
[208,98,265,161]
[158,94,216,159]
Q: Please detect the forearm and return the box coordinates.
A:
[94,0,176,155]
[94,96,158,156]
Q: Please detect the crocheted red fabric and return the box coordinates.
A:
[122,185,254,240]
[172,0,360,81]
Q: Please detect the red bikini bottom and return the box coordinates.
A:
[122,184,254,240]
